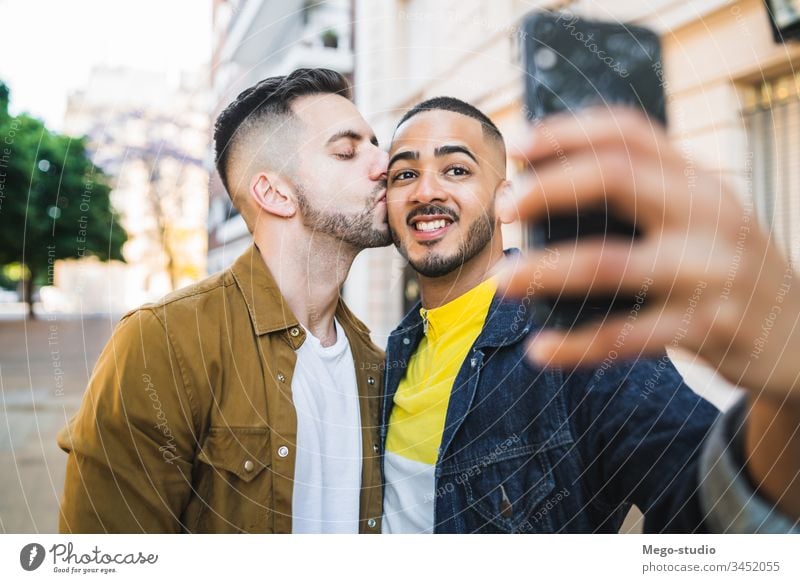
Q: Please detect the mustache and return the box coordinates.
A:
[406,204,459,226]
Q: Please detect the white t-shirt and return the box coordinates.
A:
[291,319,362,533]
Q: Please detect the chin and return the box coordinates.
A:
[407,249,460,278]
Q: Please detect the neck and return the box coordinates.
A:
[255,228,358,346]
[418,238,505,309]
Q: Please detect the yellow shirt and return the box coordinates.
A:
[382,277,497,533]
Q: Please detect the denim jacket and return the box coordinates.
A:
[382,257,799,533]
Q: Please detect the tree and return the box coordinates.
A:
[142,152,182,292]
[0,81,127,317]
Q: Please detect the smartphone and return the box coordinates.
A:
[521,11,666,329]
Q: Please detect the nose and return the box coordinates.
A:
[410,170,448,204]
[370,147,389,183]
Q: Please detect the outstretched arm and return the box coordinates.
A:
[499,107,800,527]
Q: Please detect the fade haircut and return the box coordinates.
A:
[213,68,351,196]
[396,96,506,159]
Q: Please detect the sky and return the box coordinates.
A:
[0,0,212,130]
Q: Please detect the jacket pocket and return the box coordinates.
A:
[189,426,272,533]
[450,444,556,533]
[197,426,271,480]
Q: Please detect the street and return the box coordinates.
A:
[0,314,115,533]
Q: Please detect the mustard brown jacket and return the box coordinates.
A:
[57,244,384,533]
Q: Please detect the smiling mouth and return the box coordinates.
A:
[414,218,451,232]
[407,214,456,241]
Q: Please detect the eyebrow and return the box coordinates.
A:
[434,144,478,164]
[326,129,379,147]
[388,144,478,172]
[387,150,419,172]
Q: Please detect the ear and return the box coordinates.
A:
[249,172,297,219]
[494,179,516,224]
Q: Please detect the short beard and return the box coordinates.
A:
[393,211,495,278]
[295,183,391,249]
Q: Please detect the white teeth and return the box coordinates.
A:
[415,219,448,232]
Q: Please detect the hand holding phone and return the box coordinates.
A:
[521,11,666,329]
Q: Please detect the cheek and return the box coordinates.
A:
[385,186,403,204]
[459,188,494,219]
[310,168,349,200]
[386,187,407,215]
[387,205,406,231]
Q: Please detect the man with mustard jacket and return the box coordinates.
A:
[57,69,389,533]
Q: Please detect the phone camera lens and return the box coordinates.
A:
[534,47,558,70]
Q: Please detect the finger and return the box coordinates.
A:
[510,106,672,164]
[502,148,683,229]
[497,232,716,301]
[496,240,645,298]
[524,306,688,368]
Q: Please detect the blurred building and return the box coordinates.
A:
[207,0,354,273]
[61,66,210,312]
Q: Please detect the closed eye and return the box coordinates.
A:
[334,150,356,160]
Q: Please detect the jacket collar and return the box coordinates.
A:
[230,243,372,338]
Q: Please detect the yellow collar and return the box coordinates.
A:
[420,277,498,340]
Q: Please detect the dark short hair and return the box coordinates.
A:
[213,68,351,193]
[396,96,505,147]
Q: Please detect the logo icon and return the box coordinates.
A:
[20,543,46,571]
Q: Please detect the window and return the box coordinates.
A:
[743,72,800,264]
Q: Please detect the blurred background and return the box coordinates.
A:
[1,0,799,533]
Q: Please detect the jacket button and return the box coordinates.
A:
[277,445,289,458]
[402,338,410,345]
[367,518,377,528]
[367,376,375,385]
[277,373,286,382]
[372,443,379,453]
[289,327,300,337]
[243,460,254,472]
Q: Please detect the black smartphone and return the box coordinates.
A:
[521,11,666,329]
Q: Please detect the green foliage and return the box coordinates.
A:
[0,80,127,299]
[0,81,8,116]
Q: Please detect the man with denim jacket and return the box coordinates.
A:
[381,97,800,533]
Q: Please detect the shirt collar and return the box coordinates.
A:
[420,277,498,340]
[230,243,371,338]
